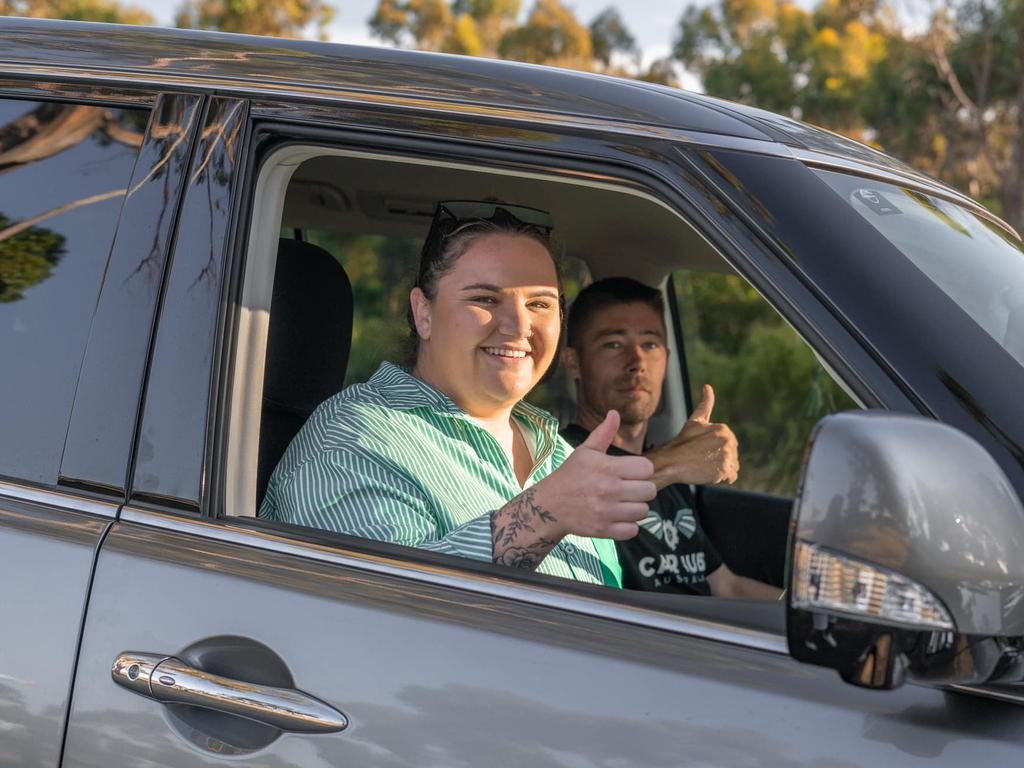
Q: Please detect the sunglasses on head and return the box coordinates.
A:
[416,200,555,287]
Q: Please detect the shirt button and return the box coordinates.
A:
[562,543,576,556]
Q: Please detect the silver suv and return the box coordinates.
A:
[2,17,1024,767]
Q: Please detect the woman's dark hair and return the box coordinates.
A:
[407,202,563,360]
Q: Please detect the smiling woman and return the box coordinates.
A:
[258,201,658,586]
[407,202,562,432]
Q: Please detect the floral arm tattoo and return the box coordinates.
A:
[491,488,560,570]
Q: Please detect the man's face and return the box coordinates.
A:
[567,301,668,426]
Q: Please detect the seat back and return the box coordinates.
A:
[257,238,353,504]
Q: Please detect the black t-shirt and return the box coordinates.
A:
[561,424,723,596]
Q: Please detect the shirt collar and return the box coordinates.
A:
[370,361,561,433]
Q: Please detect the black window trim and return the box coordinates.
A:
[0,76,159,108]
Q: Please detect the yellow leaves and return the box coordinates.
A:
[812,18,886,96]
[407,0,453,50]
[815,25,839,48]
[777,1,811,39]
[841,20,885,78]
[498,0,593,68]
[448,12,483,56]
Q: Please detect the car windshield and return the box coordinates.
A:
[815,168,1024,369]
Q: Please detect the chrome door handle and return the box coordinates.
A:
[111,652,348,733]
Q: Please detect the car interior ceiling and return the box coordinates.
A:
[280,154,729,283]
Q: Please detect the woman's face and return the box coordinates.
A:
[411,233,561,417]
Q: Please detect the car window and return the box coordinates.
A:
[230,144,801,602]
[815,169,1024,369]
[0,97,149,485]
[672,269,859,496]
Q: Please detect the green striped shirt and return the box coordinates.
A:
[259,362,622,587]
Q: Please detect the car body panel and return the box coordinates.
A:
[63,515,1024,767]
[0,488,113,768]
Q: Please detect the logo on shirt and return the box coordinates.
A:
[674,508,696,540]
[638,507,696,551]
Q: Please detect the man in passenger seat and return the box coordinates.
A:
[561,277,781,599]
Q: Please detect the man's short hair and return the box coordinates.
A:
[566,277,665,349]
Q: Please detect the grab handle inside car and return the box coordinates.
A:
[111,652,348,733]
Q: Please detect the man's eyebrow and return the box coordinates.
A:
[593,327,665,339]
[459,283,559,298]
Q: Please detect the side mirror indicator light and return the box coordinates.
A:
[792,541,954,631]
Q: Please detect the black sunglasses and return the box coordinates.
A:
[416,200,554,287]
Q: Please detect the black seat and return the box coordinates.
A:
[257,238,353,505]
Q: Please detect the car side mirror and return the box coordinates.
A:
[786,412,1024,690]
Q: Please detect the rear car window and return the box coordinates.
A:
[0,97,148,485]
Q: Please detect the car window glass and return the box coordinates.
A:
[815,169,1024,369]
[0,98,148,485]
[672,269,859,496]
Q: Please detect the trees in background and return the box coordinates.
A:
[675,0,1024,230]
[0,0,152,23]
[369,0,677,83]
[175,0,334,38]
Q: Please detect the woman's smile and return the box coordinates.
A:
[481,345,532,360]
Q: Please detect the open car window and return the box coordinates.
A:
[223,141,856,606]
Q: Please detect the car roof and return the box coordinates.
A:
[1,16,1011,236]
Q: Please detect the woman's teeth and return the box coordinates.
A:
[483,347,528,358]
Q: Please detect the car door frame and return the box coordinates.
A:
[124,88,919,643]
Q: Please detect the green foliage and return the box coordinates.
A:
[674,0,888,128]
[676,270,856,495]
[302,230,420,386]
[0,213,66,303]
[0,0,154,23]
[369,0,652,74]
[589,7,637,66]
[674,0,1024,230]
[176,0,334,38]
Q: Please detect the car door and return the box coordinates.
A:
[61,92,1024,767]
[0,84,197,768]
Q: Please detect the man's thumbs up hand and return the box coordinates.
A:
[688,384,715,424]
[649,384,739,487]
